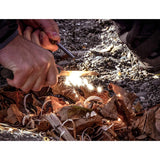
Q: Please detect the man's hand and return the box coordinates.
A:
[0,35,58,92]
[18,20,60,51]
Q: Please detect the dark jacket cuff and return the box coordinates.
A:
[0,30,18,49]
[0,20,18,49]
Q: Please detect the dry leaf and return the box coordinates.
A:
[155,106,160,133]
[133,105,160,140]
[50,96,66,112]
[70,116,102,134]
[144,106,160,140]
[100,96,118,120]
[133,102,143,114]
[108,83,136,110]
[52,80,83,102]
[0,95,9,121]
[4,104,24,124]
[57,105,92,122]
[37,120,51,132]
[2,90,25,109]
[109,83,136,125]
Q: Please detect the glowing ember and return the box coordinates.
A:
[75,94,79,98]
[118,118,121,122]
[87,84,94,91]
[117,93,121,97]
[97,86,103,93]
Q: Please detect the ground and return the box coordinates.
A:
[0,19,160,140]
[55,19,160,109]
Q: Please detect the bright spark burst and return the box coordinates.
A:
[64,71,95,91]
[97,86,103,93]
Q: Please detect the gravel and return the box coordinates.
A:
[55,19,160,109]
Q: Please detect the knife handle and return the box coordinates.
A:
[1,68,14,80]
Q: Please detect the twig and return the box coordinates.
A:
[44,113,75,141]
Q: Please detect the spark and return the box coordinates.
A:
[97,86,103,93]
[64,71,95,91]
[117,93,121,97]
[87,84,94,91]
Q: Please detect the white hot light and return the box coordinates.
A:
[97,86,103,93]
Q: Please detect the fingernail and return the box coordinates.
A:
[52,32,59,39]
[52,32,59,36]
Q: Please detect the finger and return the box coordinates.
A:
[36,20,60,42]
[46,57,58,86]
[31,29,41,46]
[17,20,24,35]
[32,63,49,91]
[23,26,33,41]
[7,66,33,89]
[20,70,40,92]
[40,31,58,51]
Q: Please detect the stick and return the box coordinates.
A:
[44,113,75,141]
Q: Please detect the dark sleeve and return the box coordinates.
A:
[0,20,18,49]
[112,20,160,59]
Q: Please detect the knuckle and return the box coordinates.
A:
[33,63,41,71]
[23,26,32,34]
[47,52,54,59]
[40,58,49,66]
